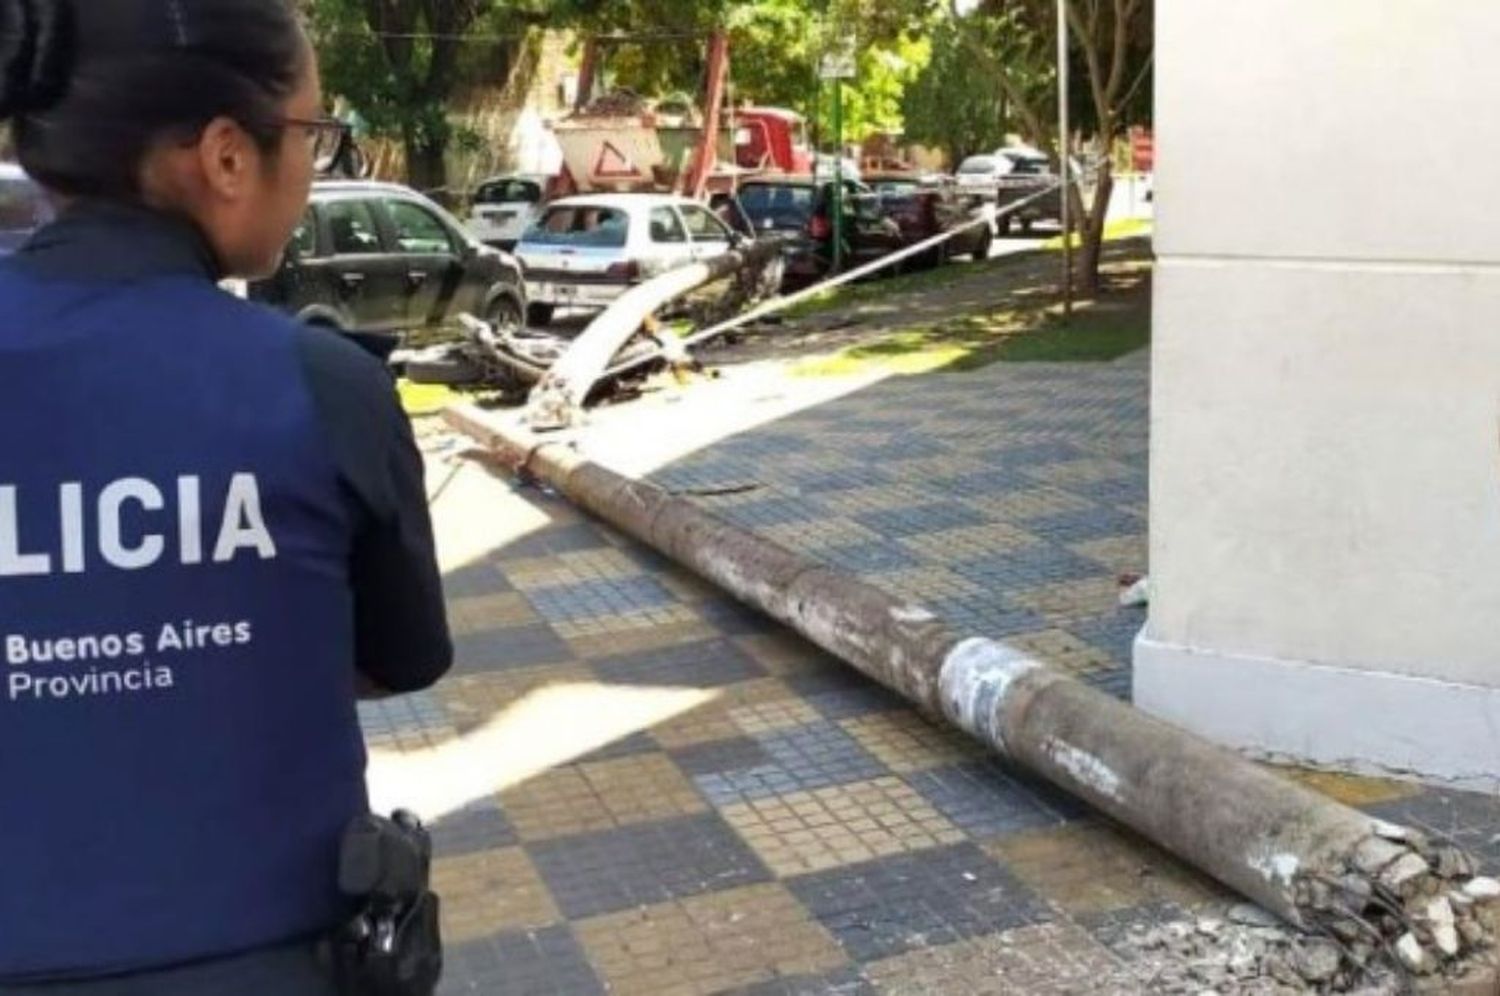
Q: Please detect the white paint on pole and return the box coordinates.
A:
[1042,736,1125,803]
[890,604,938,625]
[937,637,1040,753]
[1247,848,1302,890]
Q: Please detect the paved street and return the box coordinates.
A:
[367,337,1500,994]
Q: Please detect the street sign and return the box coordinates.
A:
[819,55,856,79]
[1130,127,1156,172]
[819,41,857,80]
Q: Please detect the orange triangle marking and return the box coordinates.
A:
[594,141,642,179]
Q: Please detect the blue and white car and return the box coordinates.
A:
[513,193,741,326]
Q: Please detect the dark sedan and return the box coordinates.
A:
[865,172,994,263]
[247,181,526,359]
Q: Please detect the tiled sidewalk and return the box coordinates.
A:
[646,354,1151,700]
[370,383,1500,993]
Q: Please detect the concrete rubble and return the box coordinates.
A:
[444,406,1500,995]
[1110,889,1500,994]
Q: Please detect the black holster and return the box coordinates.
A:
[325,811,443,996]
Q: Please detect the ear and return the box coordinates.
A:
[196,116,260,200]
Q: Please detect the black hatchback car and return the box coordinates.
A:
[247,181,525,357]
[735,178,903,287]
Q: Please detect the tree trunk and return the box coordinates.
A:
[1077,161,1113,295]
[404,133,448,203]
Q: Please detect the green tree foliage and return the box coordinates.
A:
[556,0,935,143]
[304,0,1152,247]
[308,0,546,193]
[814,32,931,143]
[900,17,1010,164]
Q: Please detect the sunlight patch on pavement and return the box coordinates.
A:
[1041,218,1154,250]
[426,453,551,574]
[570,362,890,478]
[366,682,719,821]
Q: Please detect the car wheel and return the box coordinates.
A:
[1021,218,1035,234]
[526,303,555,327]
[404,353,487,387]
[486,293,523,335]
[970,224,994,260]
[753,255,787,300]
[301,313,346,332]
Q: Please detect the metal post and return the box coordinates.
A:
[832,80,845,274]
[576,38,600,113]
[684,29,730,200]
[1056,0,1072,320]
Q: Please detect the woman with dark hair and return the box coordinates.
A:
[0,1,452,992]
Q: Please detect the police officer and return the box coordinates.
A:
[0,1,452,992]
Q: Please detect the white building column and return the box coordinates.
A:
[1136,0,1500,792]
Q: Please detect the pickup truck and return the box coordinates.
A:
[954,147,1064,233]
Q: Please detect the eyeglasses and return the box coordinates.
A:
[282,116,351,172]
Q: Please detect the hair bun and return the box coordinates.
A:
[0,0,73,120]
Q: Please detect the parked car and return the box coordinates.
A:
[954,147,1065,232]
[513,193,743,326]
[864,172,993,263]
[736,177,902,287]
[811,153,862,184]
[247,180,525,358]
[993,146,1066,233]
[0,163,53,255]
[467,174,549,251]
[953,154,1011,201]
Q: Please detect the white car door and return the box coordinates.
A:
[677,204,736,263]
[641,205,695,277]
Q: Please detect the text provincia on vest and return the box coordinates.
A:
[1,472,277,703]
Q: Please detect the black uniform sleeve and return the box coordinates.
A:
[295,326,453,693]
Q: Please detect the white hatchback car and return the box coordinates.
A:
[467,174,549,251]
[514,193,740,326]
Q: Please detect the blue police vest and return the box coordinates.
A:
[0,212,367,980]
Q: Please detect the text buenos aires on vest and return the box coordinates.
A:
[1,473,277,703]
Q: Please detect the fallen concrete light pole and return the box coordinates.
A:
[445,405,1499,990]
[525,238,788,431]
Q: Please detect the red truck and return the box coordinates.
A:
[730,107,815,175]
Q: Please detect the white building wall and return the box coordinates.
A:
[1137,0,1500,790]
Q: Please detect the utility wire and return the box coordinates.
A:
[317,28,704,43]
